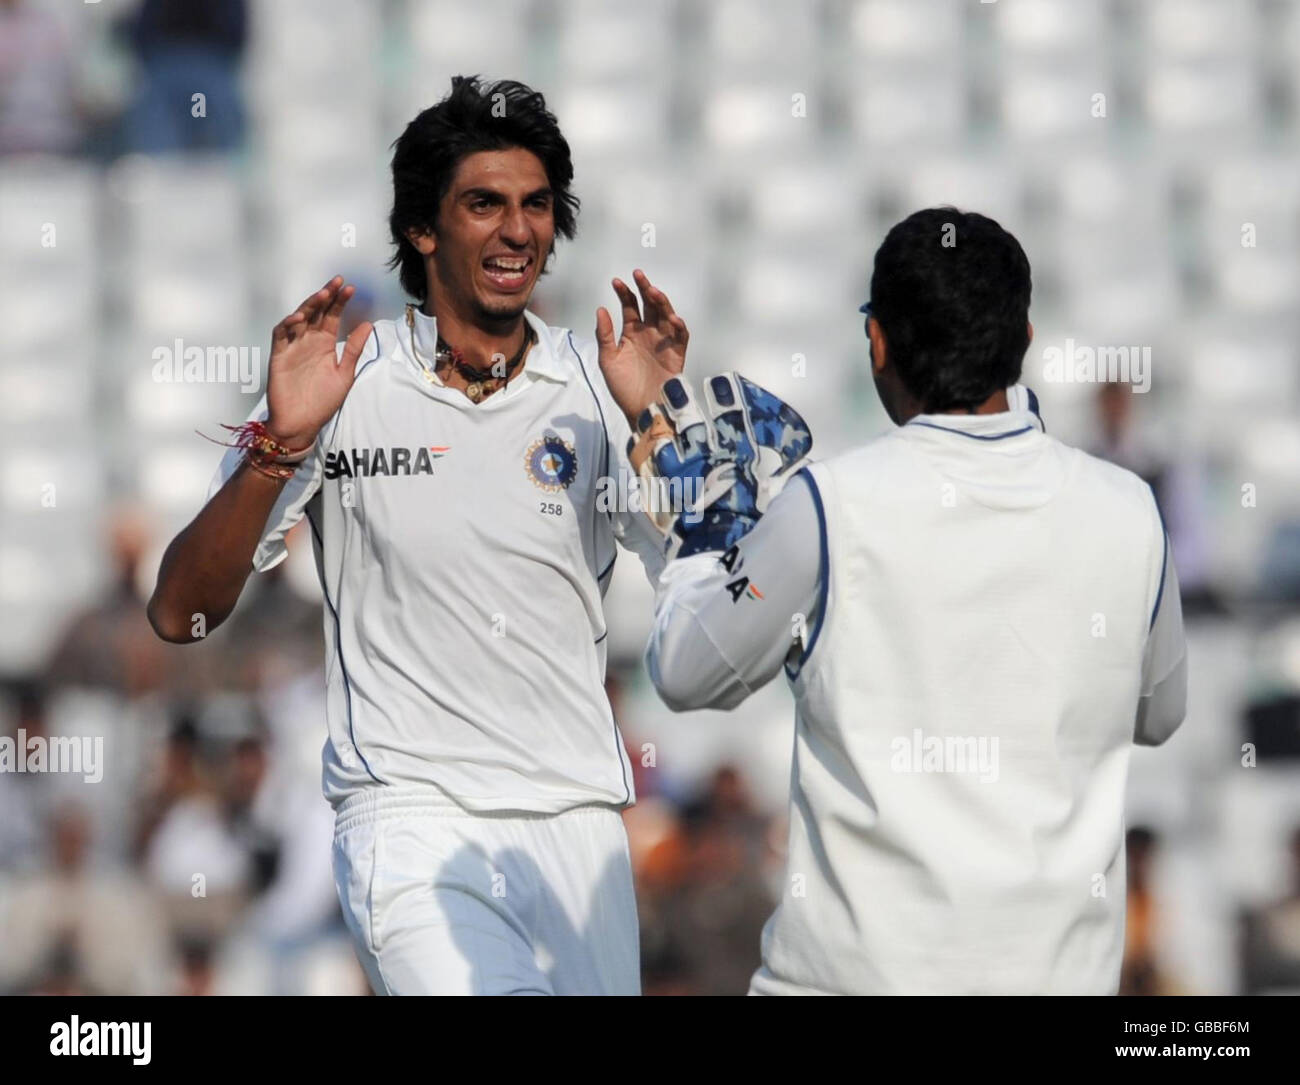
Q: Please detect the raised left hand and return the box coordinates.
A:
[595,269,689,424]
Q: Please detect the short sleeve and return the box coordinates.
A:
[1134,497,1188,747]
[645,472,822,711]
[566,332,668,587]
[1140,532,1185,696]
[606,399,669,585]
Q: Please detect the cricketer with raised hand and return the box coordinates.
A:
[645,208,1188,995]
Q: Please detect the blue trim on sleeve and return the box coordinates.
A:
[567,331,613,522]
[567,333,623,630]
[1149,485,1170,634]
[1150,532,1168,633]
[785,468,829,680]
[566,331,630,807]
[353,338,382,383]
[305,502,383,785]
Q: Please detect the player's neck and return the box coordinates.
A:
[892,387,1011,426]
[423,299,528,371]
[936,389,1009,416]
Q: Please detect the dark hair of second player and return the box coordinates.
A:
[867,207,1033,414]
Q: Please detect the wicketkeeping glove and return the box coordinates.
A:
[628,372,813,561]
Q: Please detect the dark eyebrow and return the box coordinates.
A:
[459,186,553,203]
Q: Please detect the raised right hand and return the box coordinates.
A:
[265,276,373,449]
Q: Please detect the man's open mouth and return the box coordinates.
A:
[482,256,532,291]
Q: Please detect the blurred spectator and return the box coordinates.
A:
[0,0,83,155]
[230,670,345,991]
[45,507,176,697]
[0,679,52,873]
[630,798,694,996]
[175,933,217,996]
[133,711,205,862]
[1120,826,1189,996]
[139,697,270,949]
[0,801,171,994]
[635,766,774,995]
[1260,521,1300,605]
[1240,618,1300,760]
[1089,382,1224,615]
[121,0,248,153]
[1241,826,1300,994]
[215,549,323,693]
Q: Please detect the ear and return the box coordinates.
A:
[868,317,888,375]
[1026,320,1034,345]
[405,227,437,256]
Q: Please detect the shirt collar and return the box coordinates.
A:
[405,306,570,385]
[903,407,1041,442]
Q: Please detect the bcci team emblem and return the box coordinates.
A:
[525,435,578,493]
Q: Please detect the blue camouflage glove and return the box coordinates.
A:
[627,373,813,561]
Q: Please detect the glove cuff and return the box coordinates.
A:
[668,509,758,561]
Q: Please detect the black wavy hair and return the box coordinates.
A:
[387,75,580,301]
[868,208,1032,412]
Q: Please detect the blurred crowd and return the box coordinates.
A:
[2,430,1299,994]
[0,0,248,159]
[0,513,776,994]
[0,516,354,994]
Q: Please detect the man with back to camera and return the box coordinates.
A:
[640,208,1188,994]
[146,75,700,995]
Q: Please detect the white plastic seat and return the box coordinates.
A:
[846,67,967,148]
[1142,0,1254,62]
[996,63,1111,144]
[847,0,963,63]
[1144,62,1260,137]
[993,0,1107,57]
[703,0,818,76]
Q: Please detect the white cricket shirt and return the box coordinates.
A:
[209,308,665,812]
[648,402,1187,994]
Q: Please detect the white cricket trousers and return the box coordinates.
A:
[332,788,641,995]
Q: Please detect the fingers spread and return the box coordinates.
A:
[633,269,662,327]
[322,282,355,333]
[643,272,678,318]
[306,279,342,327]
[273,311,307,347]
[294,276,341,321]
[612,277,641,327]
